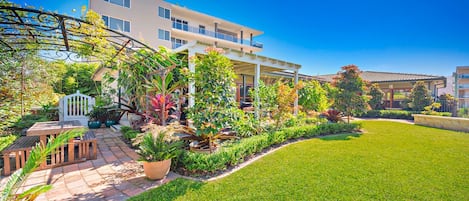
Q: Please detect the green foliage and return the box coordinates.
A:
[298,80,330,113]
[409,81,432,111]
[358,110,419,120]
[178,123,361,173]
[367,83,385,110]
[233,112,262,138]
[333,65,369,122]
[458,108,469,118]
[119,47,183,113]
[1,129,84,201]
[51,61,100,96]
[138,121,469,201]
[0,134,17,152]
[250,80,278,120]
[188,47,241,139]
[137,124,182,162]
[121,126,140,141]
[272,81,304,128]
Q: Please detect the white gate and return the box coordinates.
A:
[59,90,95,125]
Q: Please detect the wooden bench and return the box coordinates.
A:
[74,131,97,161]
[2,131,98,176]
[2,136,40,176]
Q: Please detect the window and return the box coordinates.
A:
[199,25,205,34]
[102,15,130,32]
[171,17,188,31]
[158,29,170,41]
[158,7,170,19]
[171,37,187,49]
[104,0,130,8]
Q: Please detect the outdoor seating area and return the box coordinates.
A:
[2,121,97,176]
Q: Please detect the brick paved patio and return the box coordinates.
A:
[0,128,180,201]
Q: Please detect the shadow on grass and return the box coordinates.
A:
[319,133,361,141]
[128,178,205,201]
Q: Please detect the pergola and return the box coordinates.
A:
[0,5,162,67]
[0,5,176,114]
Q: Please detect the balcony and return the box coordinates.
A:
[459,84,469,89]
[172,22,263,49]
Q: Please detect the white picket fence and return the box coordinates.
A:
[59,91,95,126]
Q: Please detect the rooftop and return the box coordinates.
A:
[316,71,446,83]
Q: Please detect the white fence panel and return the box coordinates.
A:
[59,90,95,126]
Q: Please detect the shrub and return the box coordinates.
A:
[121,126,140,141]
[178,123,361,173]
[322,109,342,123]
[408,81,432,111]
[458,108,469,118]
[358,110,419,120]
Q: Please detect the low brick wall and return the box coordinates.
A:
[412,114,469,132]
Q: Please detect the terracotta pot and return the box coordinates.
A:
[142,159,171,180]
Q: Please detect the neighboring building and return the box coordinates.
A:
[89,0,301,107]
[454,66,469,108]
[316,71,447,109]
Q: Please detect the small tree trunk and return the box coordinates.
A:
[347,115,350,123]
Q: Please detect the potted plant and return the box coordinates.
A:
[136,123,182,180]
[105,108,121,127]
[86,105,107,129]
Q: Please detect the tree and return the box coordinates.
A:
[408,81,432,111]
[333,65,369,123]
[188,47,241,152]
[273,81,303,128]
[367,83,385,110]
[298,80,330,113]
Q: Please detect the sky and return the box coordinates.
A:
[9,0,469,76]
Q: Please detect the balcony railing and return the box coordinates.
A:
[172,22,263,48]
[459,84,469,89]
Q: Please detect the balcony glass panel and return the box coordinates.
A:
[459,84,469,89]
[458,74,469,79]
[172,22,263,48]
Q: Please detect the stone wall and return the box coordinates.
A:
[413,114,469,132]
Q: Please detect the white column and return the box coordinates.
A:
[254,63,260,118]
[294,70,299,116]
[188,49,195,107]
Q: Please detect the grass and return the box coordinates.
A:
[0,134,18,152]
[129,121,469,201]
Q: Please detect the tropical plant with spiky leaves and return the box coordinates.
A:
[1,129,85,201]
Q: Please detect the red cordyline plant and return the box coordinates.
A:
[322,109,342,123]
[145,94,177,126]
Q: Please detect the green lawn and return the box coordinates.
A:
[130,121,469,201]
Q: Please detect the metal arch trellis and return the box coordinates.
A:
[0,5,176,69]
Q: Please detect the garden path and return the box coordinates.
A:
[0,128,181,201]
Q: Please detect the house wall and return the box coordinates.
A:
[89,0,173,49]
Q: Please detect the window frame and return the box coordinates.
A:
[104,0,131,8]
[158,7,171,19]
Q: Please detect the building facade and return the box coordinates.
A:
[89,0,263,53]
[89,0,301,110]
[454,66,469,108]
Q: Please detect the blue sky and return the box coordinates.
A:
[9,0,469,76]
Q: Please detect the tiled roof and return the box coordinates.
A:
[316,71,446,83]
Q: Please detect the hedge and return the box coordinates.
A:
[178,123,361,174]
[359,110,452,120]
